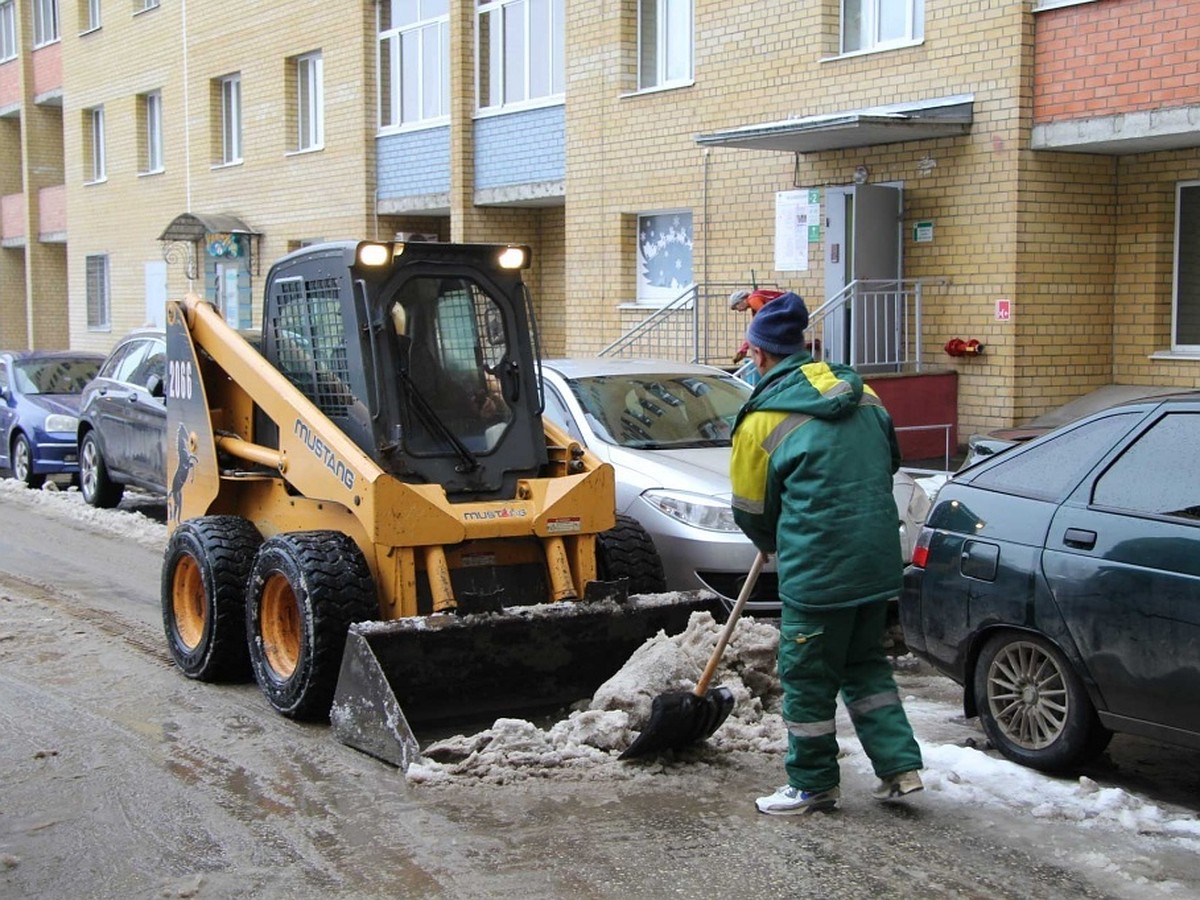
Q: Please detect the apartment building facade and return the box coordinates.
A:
[0,0,1197,444]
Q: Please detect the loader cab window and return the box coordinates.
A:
[270,275,356,419]
[390,276,513,455]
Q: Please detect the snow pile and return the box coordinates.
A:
[0,479,166,550]
[406,611,787,785]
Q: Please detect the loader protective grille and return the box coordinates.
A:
[271,276,354,418]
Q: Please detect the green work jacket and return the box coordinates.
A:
[730,353,903,613]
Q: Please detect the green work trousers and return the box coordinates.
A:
[779,601,923,792]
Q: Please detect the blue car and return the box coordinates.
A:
[0,350,105,487]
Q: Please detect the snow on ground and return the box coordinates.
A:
[4,475,1199,856]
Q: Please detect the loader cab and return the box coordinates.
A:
[258,240,547,500]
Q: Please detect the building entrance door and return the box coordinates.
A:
[823,184,903,366]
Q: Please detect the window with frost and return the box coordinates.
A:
[637,211,693,304]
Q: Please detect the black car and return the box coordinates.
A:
[901,392,1200,772]
[77,329,167,507]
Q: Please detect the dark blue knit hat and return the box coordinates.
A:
[746,291,810,356]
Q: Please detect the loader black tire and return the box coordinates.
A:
[162,516,262,682]
[245,531,378,721]
[596,513,667,595]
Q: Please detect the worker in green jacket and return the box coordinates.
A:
[729,291,924,816]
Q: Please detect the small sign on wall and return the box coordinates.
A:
[996,298,1012,321]
[913,221,934,243]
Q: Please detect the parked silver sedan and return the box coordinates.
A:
[540,359,771,611]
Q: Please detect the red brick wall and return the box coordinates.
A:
[1034,0,1200,122]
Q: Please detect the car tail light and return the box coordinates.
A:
[910,527,934,569]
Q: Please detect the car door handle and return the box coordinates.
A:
[1063,528,1097,550]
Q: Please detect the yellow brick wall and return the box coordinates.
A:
[63,1,377,353]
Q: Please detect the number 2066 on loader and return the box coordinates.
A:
[160,240,720,769]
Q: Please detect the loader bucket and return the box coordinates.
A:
[329,591,725,769]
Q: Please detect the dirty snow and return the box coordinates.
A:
[5,474,1200,860]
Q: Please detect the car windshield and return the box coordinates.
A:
[13,358,101,395]
[565,372,751,449]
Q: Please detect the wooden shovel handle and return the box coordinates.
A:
[694,550,768,697]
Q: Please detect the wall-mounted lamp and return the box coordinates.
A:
[852,165,870,185]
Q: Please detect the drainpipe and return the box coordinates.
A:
[700,147,710,363]
[181,0,193,285]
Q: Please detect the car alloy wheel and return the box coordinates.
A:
[12,434,45,488]
[974,631,1110,772]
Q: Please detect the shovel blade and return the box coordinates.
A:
[618,686,736,760]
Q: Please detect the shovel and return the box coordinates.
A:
[619,551,767,760]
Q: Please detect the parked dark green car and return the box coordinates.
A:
[901,392,1200,772]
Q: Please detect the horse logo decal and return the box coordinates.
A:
[168,423,198,525]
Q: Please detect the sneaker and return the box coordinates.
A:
[873,770,923,801]
[755,785,840,816]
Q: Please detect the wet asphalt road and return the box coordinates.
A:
[1,486,1198,899]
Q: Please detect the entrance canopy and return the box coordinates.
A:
[159,212,261,278]
[696,94,974,154]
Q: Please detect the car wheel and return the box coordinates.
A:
[974,630,1110,772]
[162,516,262,682]
[11,434,45,489]
[79,431,124,508]
[596,513,668,595]
[246,531,377,721]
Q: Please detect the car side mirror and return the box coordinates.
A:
[147,374,165,399]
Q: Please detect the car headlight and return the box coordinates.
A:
[43,414,79,434]
[641,489,741,533]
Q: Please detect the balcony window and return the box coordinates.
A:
[34,0,60,46]
[379,0,449,129]
[841,0,923,54]
[1,1,17,59]
[638,0,692,91]
[478,0,564,111]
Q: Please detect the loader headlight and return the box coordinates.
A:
[357,242,391,267]
[497,246,528,269]
[44,414,79,434]
[641,489,740,533]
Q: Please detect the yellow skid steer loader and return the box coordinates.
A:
[161,240,719,768]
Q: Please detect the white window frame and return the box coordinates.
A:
[220,74,242,165]
[477,0,564,113]
[840,0,924,56]
[378,1,450,132]
[1,1,18,59]
[81,0,101,32]
[86,254,111,330]
[637,0,692,92]
[142,91,163,174]
[296,52,324,151]
[1171,182,1200,353]
[33,0,60,46]
[87,106,106,183]
[636,210,694,306]
[134,0,160,12]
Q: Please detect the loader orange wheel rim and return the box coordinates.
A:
[260,573,301,680]
[171,555,207,651]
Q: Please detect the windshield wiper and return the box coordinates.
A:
[397,369,481,473]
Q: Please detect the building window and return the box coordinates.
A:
[478,0,564,111]
[134,0,160,11]
[216,73,242,165]
[140,91,163,173]
[80,0,101,32]
[0,1,16,61]
[1173,183,1200,352]
[33,0,60,46]
[84,106,106,182]
[638,0,692,91]
[637,211,693,304]
[379,0,449,129]
[294,51,324,151]
[86,255,111,330]
[841,0,923,54]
